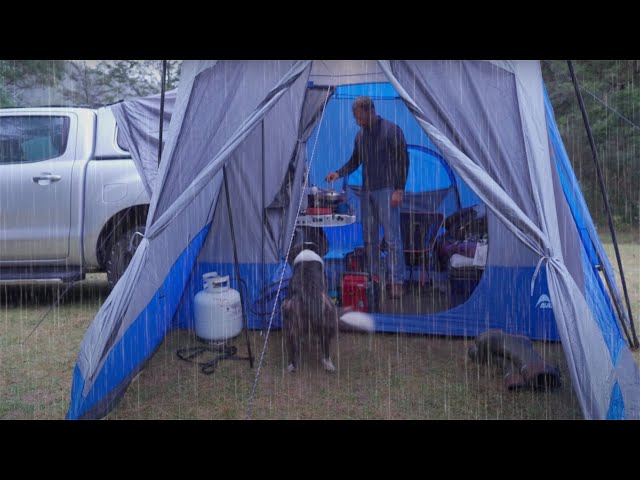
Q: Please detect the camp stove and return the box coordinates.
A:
[297,187,355,227]
[306,188,347,215]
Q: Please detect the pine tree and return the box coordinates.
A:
[542,60,640,229]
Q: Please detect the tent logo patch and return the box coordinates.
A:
[535,294,552,309]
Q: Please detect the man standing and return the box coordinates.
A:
[325,96,409,299]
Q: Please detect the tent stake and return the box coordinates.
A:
[567,60,639,349]
[223,165,254,367]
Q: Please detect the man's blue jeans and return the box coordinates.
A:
[360,188,406,285]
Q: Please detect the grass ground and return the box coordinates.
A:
[601,241,640,365]
[106,329,582,420]
[0,276,109,419]
[1,239,637,420]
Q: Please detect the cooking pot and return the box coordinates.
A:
[308,189,347,208]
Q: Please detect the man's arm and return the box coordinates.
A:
[391,127,409,191]
[336,136,362,178]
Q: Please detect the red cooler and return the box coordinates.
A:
[341,272,373,312]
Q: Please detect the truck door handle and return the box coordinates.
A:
[32,173,62,185]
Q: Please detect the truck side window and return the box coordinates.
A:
[0,138,24,163]
[0,115,70,164]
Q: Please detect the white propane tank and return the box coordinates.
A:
[194,274,243,342]
[202,271,218,289]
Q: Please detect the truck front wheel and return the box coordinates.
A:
[106,225,145,289]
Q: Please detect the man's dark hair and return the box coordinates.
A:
[352,96,375,112]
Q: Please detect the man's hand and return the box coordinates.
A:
[325,172,340,183]
[391,190,403,207]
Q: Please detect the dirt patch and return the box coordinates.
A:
[21,389,58,405]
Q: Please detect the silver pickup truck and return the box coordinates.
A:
[0,105,150,288]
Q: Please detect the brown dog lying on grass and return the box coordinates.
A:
[282,242,374,373]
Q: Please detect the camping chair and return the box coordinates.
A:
[400,212,445,288]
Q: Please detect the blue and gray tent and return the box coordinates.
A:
[68,60,640,420]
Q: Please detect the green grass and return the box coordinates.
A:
[601,241,640,364]
[1,238,638,420]
[0,275,109,419]
[106,329,582,420]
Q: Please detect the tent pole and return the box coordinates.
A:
[261,120,266,331]
[223,165,255,367]
[157,59,167,167]
[567,60,639,349]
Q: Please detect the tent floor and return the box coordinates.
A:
[375,281,451,315]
